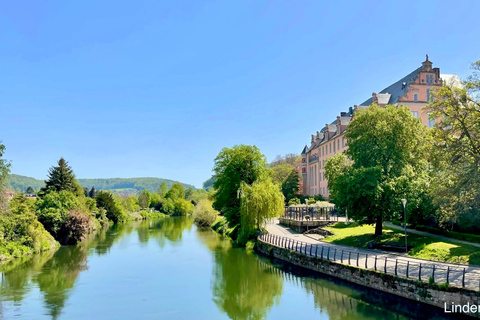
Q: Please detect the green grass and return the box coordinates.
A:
[323,223,480,265]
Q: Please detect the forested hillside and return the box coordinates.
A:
[7,174,195,193]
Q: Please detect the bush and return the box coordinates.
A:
[173,199,194,216]
[0,194,57,261]
[193,200,218,227]
[96,191,131,223]
[62,208,94,245]
[139,210,167,219]
[443,230,480,244]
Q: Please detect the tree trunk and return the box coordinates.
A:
[375,215,383,237]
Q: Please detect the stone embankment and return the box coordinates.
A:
[256,241,480,318]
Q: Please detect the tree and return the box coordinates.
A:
[41,158,78,194]
[427,60,480,232]
[0,141,11,212]
[203,176,216,191]
[25,186,35,194]
[138,190,151,209]
[88,186,96,198]
[238,179,284,245]
[166,183,185,200]
[193,199,218,227]
[96,191,129,223]
[325,105,430,236]
[270,163,300,203]
[212,145,269,228]
[157,182,168,197]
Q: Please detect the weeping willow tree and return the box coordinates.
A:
[238,179,284,245]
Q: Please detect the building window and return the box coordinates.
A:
[323,159,325,167]
[426,74,434,85]
[329,143,332,153]
[426,89,433,102]
[413,90,418,102]
[411,111,419,118]
[342,137,345,148]
[333,141,336,153]
[314,166,317,186]
[322,146,324,156]
[428,113,435,128]
[337,139,340,150]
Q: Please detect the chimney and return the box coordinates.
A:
[372,92,378,104]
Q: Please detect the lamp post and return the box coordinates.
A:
[401,198,407,253]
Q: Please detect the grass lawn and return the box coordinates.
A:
[323,222,480,265]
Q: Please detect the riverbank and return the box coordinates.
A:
[256,238,480,318]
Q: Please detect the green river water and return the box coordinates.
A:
[0,217,463,319]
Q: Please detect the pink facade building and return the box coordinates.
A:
[301,56,459,198]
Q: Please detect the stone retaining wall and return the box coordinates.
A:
[256,241,480,318]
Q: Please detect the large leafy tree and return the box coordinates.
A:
[427,60,480,231]
[212,145,269,227]
[166,183,186,200]
[325,105,430,236]
[138,190,151,209]
[0,141,11,212]
[157,182,168,197]
[238,179,284,244]
[41,158,78,194]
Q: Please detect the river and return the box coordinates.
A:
[0,217,463,319]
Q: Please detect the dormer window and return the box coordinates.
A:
[426,74,434,85]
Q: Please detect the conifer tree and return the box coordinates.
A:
[41,158,77,194]
[89,186,96,198]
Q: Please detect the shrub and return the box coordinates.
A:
[193,200,218,227]
[392,219,402,226]
[0,194,57,260]
[173,199,194,216]
[96,191,131,223]
[62,208,93,245]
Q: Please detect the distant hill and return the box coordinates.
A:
[7,174,195,194]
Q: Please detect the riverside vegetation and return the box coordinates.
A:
[0,147,208,263]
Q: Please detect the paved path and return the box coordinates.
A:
[384,222,480,248]
[264,220,480,290]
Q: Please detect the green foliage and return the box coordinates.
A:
[288,197,300,205]
[203,176,216,191]
[186,188,209,204]
[159,198,175,215]
[173,198,194,216]
[212,145,269,228]
[36,190,79,238]
[149,193,162,208]
[157,182,169,197]
[271,163,300,203]
[166,183,186,201]
[324,224,480,265]
[25,186,35,194]
[138,190,151,209]
[193,199,219,227]
[0,141,11,212]
[0,194,57,261]
[78,177,195,193]
[7,174,195,194]
[238,179,284,246]
[138,210,167,219]
[325,105,431,236]
[95,191,130,223]
[41,158,78,195]
[427,60,480,233]
[6,174,44,192]
[35,191,96,244]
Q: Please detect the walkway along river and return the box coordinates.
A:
[0,217,468,319]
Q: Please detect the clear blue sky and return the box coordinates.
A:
[1,1,479,188]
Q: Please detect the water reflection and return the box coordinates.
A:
[0,217,190,319]
[0,218,466,320]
